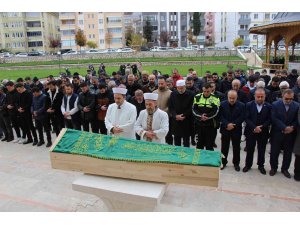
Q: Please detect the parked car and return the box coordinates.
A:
[85,49,102,54]
[0,52,13,58]
[172,47,184,51]
[116,48,135,53]
[150,46,173,52]
[234,45,251,52]
[15,52,28,57]
[101,48,117,53]
[140,46,150,51]
[28,51,43,56]
[62,50,78,55]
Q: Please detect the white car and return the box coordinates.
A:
[62,50,78,55]
[172,47,184,51]
[101,48,117,53]
[235,45,251,52]
[116,48,135,53]
[15,53,28,57]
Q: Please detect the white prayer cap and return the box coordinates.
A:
[144,93,158,101]
[256,81,265,88]
[279,81,289,88]
[176,80,185,87]
[112,87,127,95]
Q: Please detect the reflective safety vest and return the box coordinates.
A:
[193,93,220,108]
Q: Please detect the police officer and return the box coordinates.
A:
[192,83,220,150]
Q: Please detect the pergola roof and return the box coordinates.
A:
[249,12,300,34]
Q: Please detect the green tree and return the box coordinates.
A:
[75,29,86,53]
[86,41,97,49]
[159,31,170,47]
[233,37,244,47]
[128,33,147,50]
[125,26,134,46]
[143,18,153,43]
[192,12,201,36]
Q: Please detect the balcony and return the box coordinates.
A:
[238,18,251,25]
[238,29,249,36]
[59,13,76,20]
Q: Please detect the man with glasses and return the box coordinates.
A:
[270,89,299,178]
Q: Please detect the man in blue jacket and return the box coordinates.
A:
[220,90,245,171]
[243,88,272,175]
[31,87,52,147]
[270,89,299,178]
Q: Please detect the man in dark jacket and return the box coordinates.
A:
[4,81,21,142]
[228,79,249,104]
[77,82,97,133]
[31,87,52,147]
[288,69,299,88]
[220,90,245,171]
[15,83,38,145]
[126,74,143,97]
[169,80,194,147]
[243,88,272,175]
[270,89,299,178]
[0,86,14,142]
[220,70,234,93]
[46,80,65,136]
[95,83,114,134]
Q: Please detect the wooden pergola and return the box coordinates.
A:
[249,12,300,70]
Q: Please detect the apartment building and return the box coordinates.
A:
[0,12,60,53]
[59,12,124,51]
[215,12,277,49]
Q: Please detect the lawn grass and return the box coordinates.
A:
[0,55,242,67]
[0,64,248,81]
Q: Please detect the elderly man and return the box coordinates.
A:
[243,88,272,174]
[126,74,142,98]
[220,90,245,171]
[105,87,137,139]
[230,79,249,104]
[135,93,169,143]
[270,81,290,103]
[169,80,194,147]
[270,89,299,178]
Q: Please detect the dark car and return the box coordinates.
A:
[141,46,150,51]
[28,52,42,56]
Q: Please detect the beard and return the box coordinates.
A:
[158,86,166,91]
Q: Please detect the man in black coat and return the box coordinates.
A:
[46,80,65,136]
[169,80,194,147]
[77,82,97,133]
[220,70,234,93]
[15,83,38,145]
[228,79,249,104]
[4,81,22,142]
[270,89,299,178]
[243,88,272,175]
[220,90,245,171]
[126,74,143,98]
[0,86,14,142]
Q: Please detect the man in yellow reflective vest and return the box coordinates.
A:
[192,83,220,151]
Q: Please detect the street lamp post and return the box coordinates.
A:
[199,45,204,76]
[58,51,61,73]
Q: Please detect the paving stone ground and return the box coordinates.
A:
[0,132,299,212]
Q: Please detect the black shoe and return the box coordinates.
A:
[281,170,291,179]
[221,164,227,170]
[191,140,196,146]
[234,165,240,172]
[23,140,33,145]
[33,140,38,146]
[258,167,266,175]
[269,169,277,176]
[294,176,300,181]
[213,143,217,148]
[46,142,52,148]
[1,137,8,142]
[37,141,45,147]
[244,147,247,152]
[242,166,250,173]
[6,137,14,142]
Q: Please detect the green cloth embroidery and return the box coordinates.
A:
[52,129,221,167]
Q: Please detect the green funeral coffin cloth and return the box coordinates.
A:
[52,129,221,167]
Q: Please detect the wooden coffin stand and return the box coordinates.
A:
[50,129,220,211]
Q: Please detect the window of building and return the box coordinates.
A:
[89,34,92,38]
[99,19,103,24]
[181,25,186,31]
[92,14,94,18]
[61,40,75,47]
[99,39,104,44]
[240,25,244,29]
[92,24,95,29]
[88,14,90,19]
[254,14,258,19]
[93,34,95,38]
[272,14,276,19]
[61,30,75,36]
[152,26,158,31]
[161,15,165,21]
[27,31,42,37]
[253,34,258,40]
[5,33,9,38]
[28,41,43,47]
[79,20,83,25]
[99,29,104,34]
[265,13,270,20]
[107,27,122,34]
[26,21,41,27]
[25,12,40,17]
[107,17,122,23]
[111,38,122,44]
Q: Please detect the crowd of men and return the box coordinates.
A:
[0,64,300,182]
